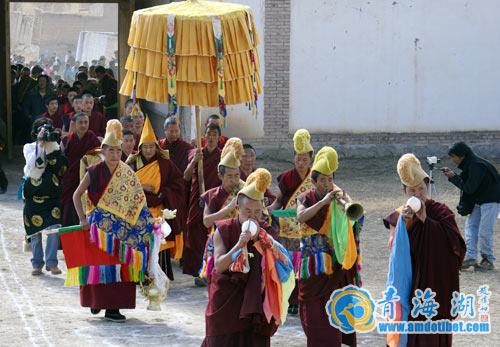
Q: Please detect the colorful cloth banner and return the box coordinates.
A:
[386,215,413,347]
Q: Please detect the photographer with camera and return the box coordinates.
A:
[442,142,500,271]
[23,118,68,276]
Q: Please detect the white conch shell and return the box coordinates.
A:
[242,220,258,237]
[406,196,421,213]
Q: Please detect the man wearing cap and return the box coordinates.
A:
[72,120,155,322]
[240,144,276,206]
[296,147,359,347]
[202,169,294,346]
[268,129,315,314]
[127,116,185,278]
[183,123,222,278]
[383,154,465,347]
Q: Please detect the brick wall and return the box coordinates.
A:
[263,0,291,146]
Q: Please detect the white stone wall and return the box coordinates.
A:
[289,0,500,133]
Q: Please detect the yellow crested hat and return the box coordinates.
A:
[219,137,244,169]
[238,168,271,201]
[397,153,430,187]
[139,115,158,147]
[293,129,313,154]
[135,115,169,160]
[101,120,122,148]
[312,146,338,175]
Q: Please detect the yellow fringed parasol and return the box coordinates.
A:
[120,0,262,193]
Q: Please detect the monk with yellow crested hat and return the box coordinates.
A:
[190,137,245,287]
[268,128,315,314]
[72,119,156,322]
[127,115,186,279]
[296,146,360,347]
[383,153,465,347]
[203,168,293,346]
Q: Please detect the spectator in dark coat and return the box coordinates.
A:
[443,142,500,271]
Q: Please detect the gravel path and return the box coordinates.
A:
[0,153,498,346]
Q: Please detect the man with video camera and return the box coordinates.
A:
[442,142,500,271]
[23,118,67,276]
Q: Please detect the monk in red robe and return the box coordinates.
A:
[121,130,136,162]
[192,114,228,150]
[40,96,63,130]
[159,116,193,230]
[203,169,288,346]
[268,129,315,314]
[72,120,154,322]
[296,147,358,347]
[240,144,276,206]
[60,112,101,228]
[383,154,466,347]
[183,124,222,279]
[127,116,185,279]
[197,138,246,286]
[82,93,106,138]
[159,116,193,174]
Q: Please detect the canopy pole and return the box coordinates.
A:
[196,105,205,194]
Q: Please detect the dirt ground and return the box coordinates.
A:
[0,152,499,346]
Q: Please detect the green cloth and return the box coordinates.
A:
[329,201,349,264]
[271,209,297,218]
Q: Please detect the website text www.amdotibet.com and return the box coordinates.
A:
[377,320,491,334]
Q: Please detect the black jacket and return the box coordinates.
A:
[449,153,500,205]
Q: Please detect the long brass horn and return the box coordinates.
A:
[334,191,364,221]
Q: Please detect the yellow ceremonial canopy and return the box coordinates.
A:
[120,0,262,194]
[119,0,262,113]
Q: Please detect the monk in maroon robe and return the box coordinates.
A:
[60,112,101,227]
[183,124,222,278]
[41,96,63,130]
[72,121,153,322]
[82,93,107,138]
[383,154,466,347]
[159,116,194,174]
[203,213,279,346]
[268,150,314,314]
[78,161,136,315]
[128,141,185,280]
[191,114,228,150]
[159,116,193,229]
[297,180,357,346]
[240,144,276,206]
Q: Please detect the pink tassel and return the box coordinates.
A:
[90,224,98,243]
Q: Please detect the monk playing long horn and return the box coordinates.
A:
[296,146,360,347]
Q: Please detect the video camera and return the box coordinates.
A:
[426,156,440,170]
[37,124,60,142]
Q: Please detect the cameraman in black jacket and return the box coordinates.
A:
[442,142,500,271]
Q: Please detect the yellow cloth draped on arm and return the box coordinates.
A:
[135,160,183,257]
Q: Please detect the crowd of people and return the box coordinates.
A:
[20,98,499,346]
[10,51,119,145]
